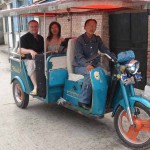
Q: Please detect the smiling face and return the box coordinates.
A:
[51,24,59,36]
[84,20,97,38]
[28,21,38,35]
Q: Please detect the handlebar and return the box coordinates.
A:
[103,53,118,63]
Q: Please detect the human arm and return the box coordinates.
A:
[98,36,117,61]
[17,36,37,59]
[17,48,37,59]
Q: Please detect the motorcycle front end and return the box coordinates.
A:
[111,50,150,149]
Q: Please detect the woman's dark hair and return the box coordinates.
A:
[47,21,61,41]
[84,19,97,27]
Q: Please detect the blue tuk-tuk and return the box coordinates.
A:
[1,0,150,149]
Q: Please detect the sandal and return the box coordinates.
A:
[30,88,37,96]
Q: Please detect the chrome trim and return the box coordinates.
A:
[18,15,22,69]
[44,12,47,79]
[10,51,20,56]
[9,56,21,63]
[127,106,134,125]
[7,16,9,60]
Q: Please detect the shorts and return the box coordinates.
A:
[24,60,35,76]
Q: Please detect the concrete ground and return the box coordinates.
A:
[0,47,134,150]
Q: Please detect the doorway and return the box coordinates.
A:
[109,12,148,89]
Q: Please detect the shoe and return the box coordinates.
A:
[30,88,37,96]
[78,102,90,110]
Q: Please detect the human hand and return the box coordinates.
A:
[30,50,37,59]
[86,64,94,72]
[110,52,117,62]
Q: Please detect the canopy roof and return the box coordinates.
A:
[0,0,149,17]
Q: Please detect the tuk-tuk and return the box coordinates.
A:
[0,0,150,149]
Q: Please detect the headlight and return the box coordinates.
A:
[126,60,140,74]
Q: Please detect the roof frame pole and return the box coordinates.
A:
[18,15,22,67]
[7,16,10,61]
[70,14,72,37]
[67,8,72,37]
[44,12,47,79]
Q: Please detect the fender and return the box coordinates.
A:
[11,76,26,92]
[112,99,125,117]
[129,96,150,109]
[112,96,150,116]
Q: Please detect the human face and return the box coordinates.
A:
[84,20,97,38]
[51,24,59,36]
[28,22,38,35]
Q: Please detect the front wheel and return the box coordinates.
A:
[13,80,29,108]
[114,102,150,149]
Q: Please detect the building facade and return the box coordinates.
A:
[38,1,150,87]
[0,0,33,47]
[0,0,55,47]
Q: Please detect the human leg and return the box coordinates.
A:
[24,60,37,95]
[74,67,92,106]
[30,71,37,95]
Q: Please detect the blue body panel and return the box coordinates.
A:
[12,76,26,92]
[47,68,68,103]
[129,96,150,109]
[63,68,109,115]
[49,69,68,87]
[11,59,47,102]
[11,55,68,103]
[112,96,150,116]
[11,60,33,94]
[112,81,150,116]
[90,68,108,115]
[63,80,82,106]
[11,54,150,117]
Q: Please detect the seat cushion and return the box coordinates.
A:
[68,73,84,81]
[50,56,67,69]
[66,38,77,73]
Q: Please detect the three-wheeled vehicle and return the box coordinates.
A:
[1,0,150,149]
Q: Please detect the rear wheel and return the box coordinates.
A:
[13,80,29,108]
[114,102,150,149]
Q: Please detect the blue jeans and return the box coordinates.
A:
[74,67,92,105]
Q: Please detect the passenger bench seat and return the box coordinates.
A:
[66,38,84,81]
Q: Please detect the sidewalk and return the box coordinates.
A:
[0,44,13,54]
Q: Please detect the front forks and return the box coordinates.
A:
[126,107,134,125]
[120,82,134,125]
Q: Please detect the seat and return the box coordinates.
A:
[50,56,67,69]
[66,38,84,81]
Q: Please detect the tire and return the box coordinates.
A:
[114,102,150,149]
[12,80,29,108]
